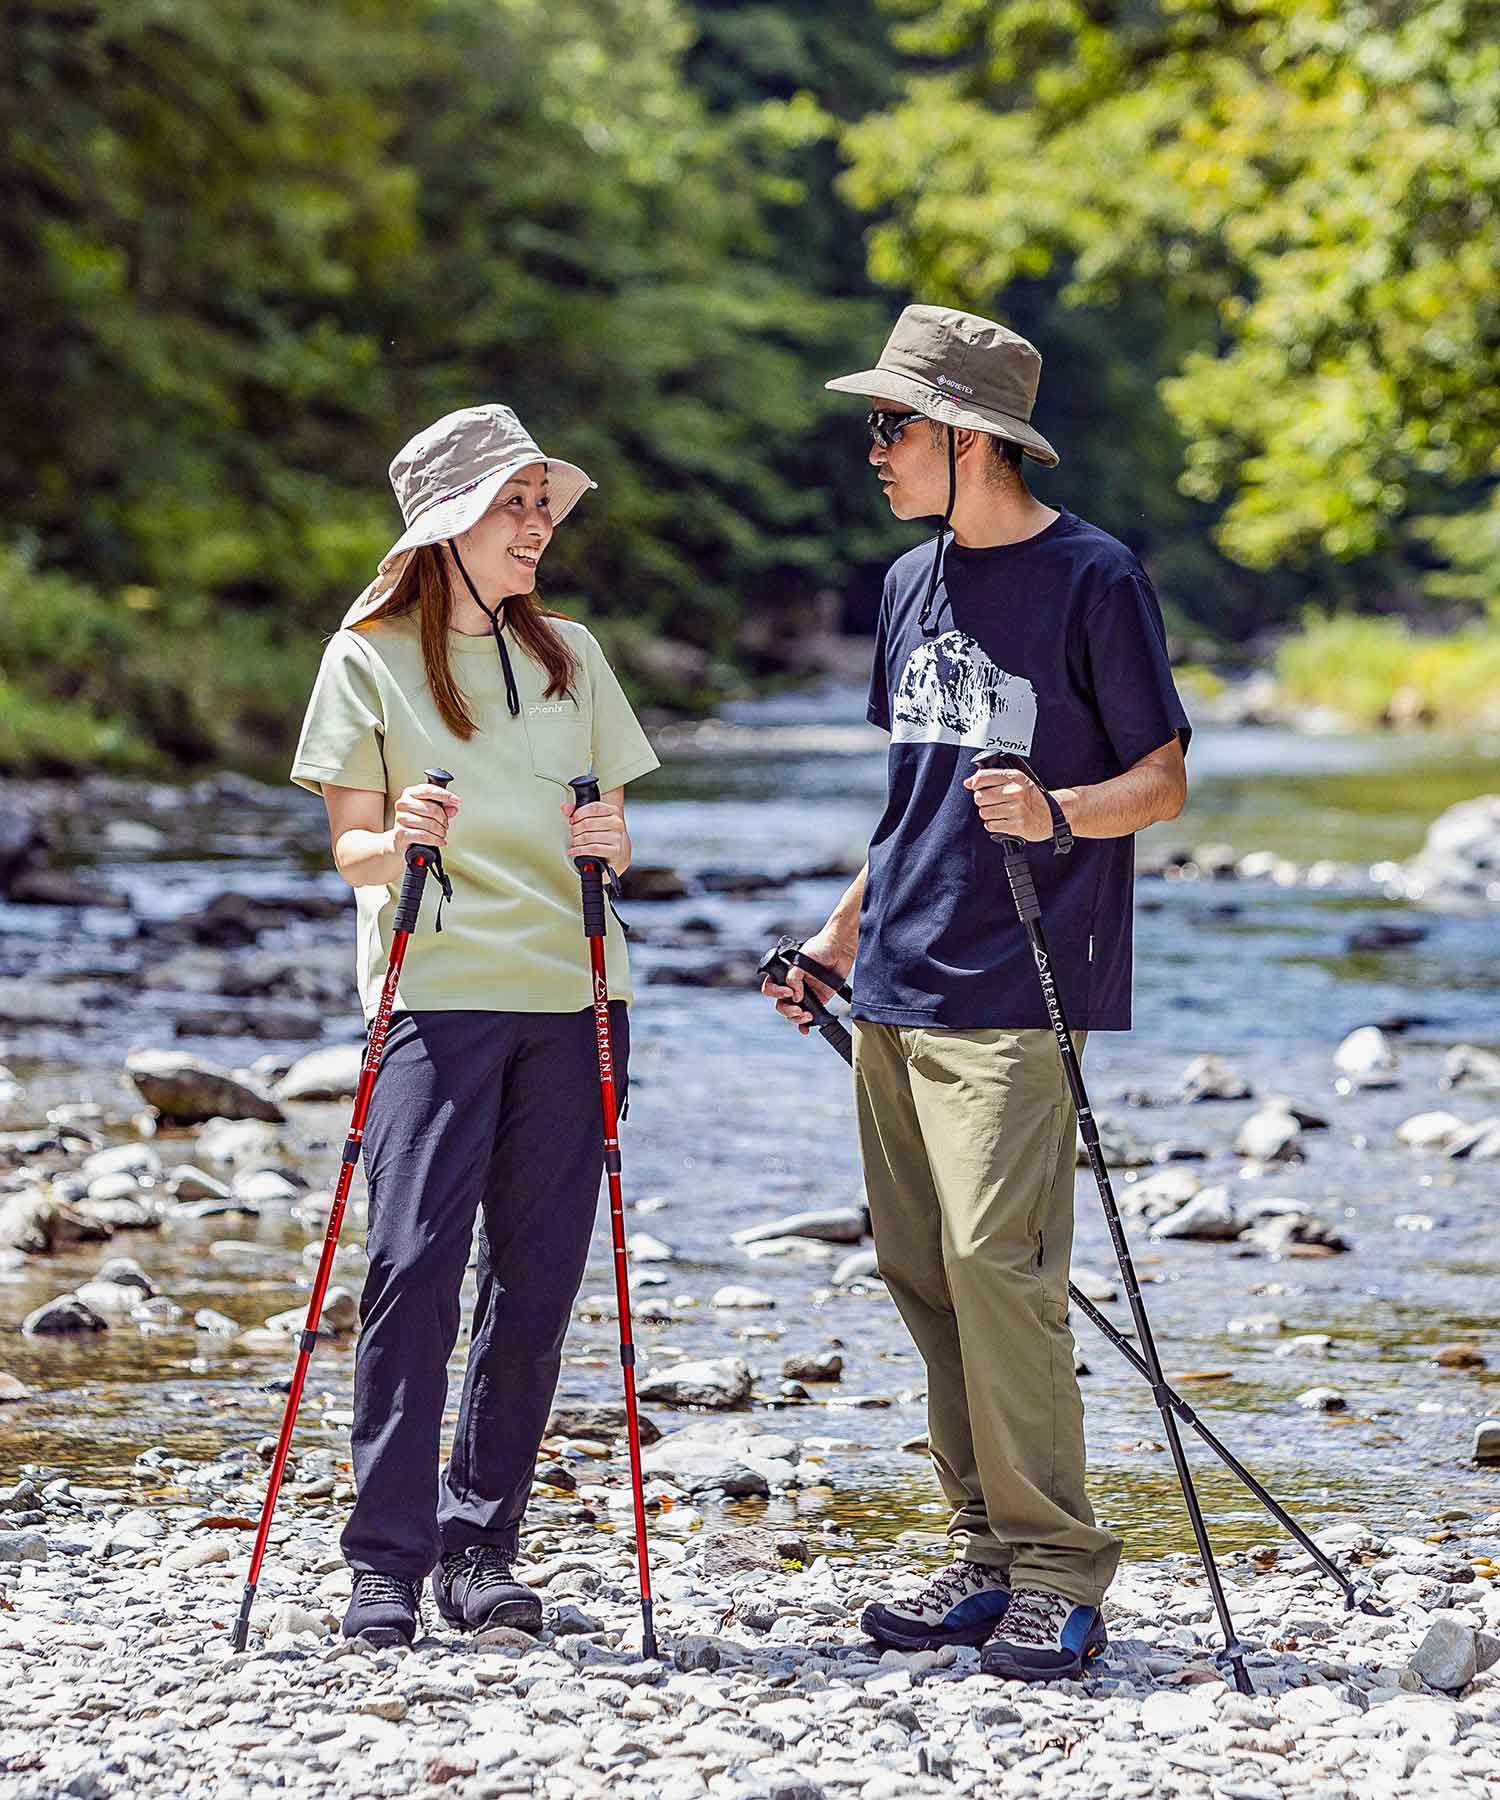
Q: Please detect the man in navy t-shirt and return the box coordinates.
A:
[764,305,1189,1683]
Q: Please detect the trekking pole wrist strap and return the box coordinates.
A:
[973,750,1074,857]
[789,947,854,1003]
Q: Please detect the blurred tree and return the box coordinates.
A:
[842,0,1500,608]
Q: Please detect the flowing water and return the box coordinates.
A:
[2,696,1498,1564]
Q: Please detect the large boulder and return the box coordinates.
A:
[22,1294,110,1337]
[126,1051,285,1125]
[1403,795,1500,908]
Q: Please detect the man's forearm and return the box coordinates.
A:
[1053,749,1186,839]
[824,863,868,955]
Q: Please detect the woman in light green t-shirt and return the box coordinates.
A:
[290,404,659,1649]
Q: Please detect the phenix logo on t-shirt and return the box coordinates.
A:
[891,629,1037,754]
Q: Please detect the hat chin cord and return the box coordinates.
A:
[917,424,957,637]
[448,538,522,718]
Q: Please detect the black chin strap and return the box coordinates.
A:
[448,539,521,718]
[917,425,957,637]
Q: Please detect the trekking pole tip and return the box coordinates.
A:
[229,1583,256,1652]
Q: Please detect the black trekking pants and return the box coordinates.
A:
[339,1004,628,1577]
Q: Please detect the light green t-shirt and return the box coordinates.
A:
[290,615,660,1018]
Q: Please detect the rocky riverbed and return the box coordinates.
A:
[2,714,1498,1793]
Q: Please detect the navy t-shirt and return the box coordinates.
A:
[854,507,1190,1032]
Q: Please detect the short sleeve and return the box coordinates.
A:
[584,633,660,792]
[1082,572,1192,772]
[866,579,893,732]
[290,630,388,795]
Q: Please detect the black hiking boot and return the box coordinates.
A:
[342,1571,421,1647]
[432,1545,543,1634]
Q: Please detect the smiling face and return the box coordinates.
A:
[451,463,554,596]
[867,401,953,520]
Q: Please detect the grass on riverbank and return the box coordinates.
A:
[1274,610,1500,730]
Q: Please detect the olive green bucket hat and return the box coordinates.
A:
[826,304,1059,467]
[343,403,596,626]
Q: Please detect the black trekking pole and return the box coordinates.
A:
[567,772,658,1661]
[973,749,1261,1691]
[757,936,1373,1621]
[230,769,455,1652]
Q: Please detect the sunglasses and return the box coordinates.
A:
[867,408,919,449]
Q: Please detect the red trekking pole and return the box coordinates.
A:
[229,768,455,1651]
[568,773,658,1661]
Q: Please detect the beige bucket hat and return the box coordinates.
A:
[342,404,596,626]
[826,304,1059,468]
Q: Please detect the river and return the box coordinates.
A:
[2,697,1497,1563]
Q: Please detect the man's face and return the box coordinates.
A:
[868,400,947,520]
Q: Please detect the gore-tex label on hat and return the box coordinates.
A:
[934,374,975,396]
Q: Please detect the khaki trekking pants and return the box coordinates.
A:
[852,1019,1122,1607]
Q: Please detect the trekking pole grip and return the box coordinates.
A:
[971,751,1041,923]
[392,767,454,934]
[568,773,608,939]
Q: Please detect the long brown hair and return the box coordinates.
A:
[354,544,580,739]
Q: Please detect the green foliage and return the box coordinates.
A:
[843,0,1500,593]
[1274,611,1500,729]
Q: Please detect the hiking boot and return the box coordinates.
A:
[978,1585,1108,1681]
[342,1571,421,1647]
[860,1559,1012,1651]
[432,1545,543,1634]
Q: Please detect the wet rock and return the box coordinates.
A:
[263,1284,358,1338]
[1448,1118,1500,1160]
[8,868,128,908]
[1345,921,1427,951]
[619,864,692,902]
[1150,1187,1241,1242]
[81,1142,162,1183]
[712,1285,775,1310]
[1175,1054,1252,1102]
[0,1187,113,1255]
[782,1351,843,1382]
[173,1004,322,1041]
[1234,1106,1304,1161]
[637,1356,752,1410]
[125,1050,285,1125]
[85,1171,146,1205]
[194,1117,289,1168]
[0,803,46,892]
[1442,1044,1500,1091]
[1432,1344,1487,1370]
[1472,1420,1500,1465]
[731,1207,867,1247]
[1242,1210,1351,1257]
[1403,793,1500,908]
[832,1248,881,1287]
[73,1257,156,1315]
[545,1403,662,1446]
[22,1294,109,1337]
[1333,1025,1400,1088]
[1119,1166,1202,1220]
[79,1194,161,1232]
[1274,1334,1333,1359]
[0,981,91,1027]
[1296,1387,1347,1413]
[1080,1117,1152,1168]
[165,1164,231,1202]
[0,1371,35,1403]
[1227,1311,1283,1335]
[1397,1110,1468,1151]
[628,1231,677,1263]
[194,1307,240,1336]
[275,1041,366,1103]
[230,1167,306,1205]
[1071,1267,1117,1302]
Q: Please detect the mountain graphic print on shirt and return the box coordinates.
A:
[856,510,1191,1032]
[891,629,1038,754]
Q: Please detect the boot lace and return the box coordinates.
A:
[449,1545,518,1598]
[915,1560,1000,1613]
[355,1571,418,1608]
[999,1586,1070,1647]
